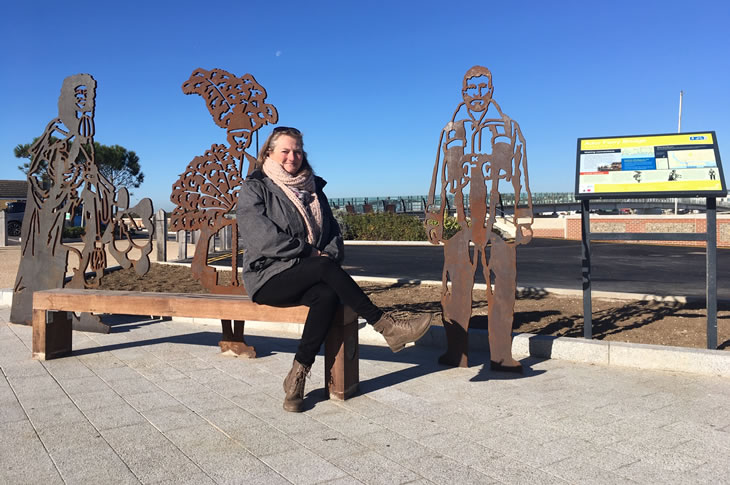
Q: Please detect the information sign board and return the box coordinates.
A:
[575,131,726,199]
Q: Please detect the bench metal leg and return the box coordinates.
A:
[32,310,72,360]
[219,319,256,358]
[325,306,359,400]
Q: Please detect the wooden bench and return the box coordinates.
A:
[31,289,359,400]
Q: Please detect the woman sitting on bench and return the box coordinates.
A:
[237,127,431,412]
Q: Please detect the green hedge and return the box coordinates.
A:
[438,216,462,239]
[62,226,85,239]
[336,212,427,241]
[332,210,469,241]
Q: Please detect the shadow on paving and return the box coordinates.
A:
[368,286,555,326]
[72,316,543,407]
[299,345,545,410]
[506,293,730,349]
[518,299,728,341]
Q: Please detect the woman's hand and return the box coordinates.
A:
[309,248,332,259]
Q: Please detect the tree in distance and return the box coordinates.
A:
[14,142,49,188]
[15,140,144,194]
[94,143,144,193]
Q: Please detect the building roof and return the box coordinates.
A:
[0,180,28,199]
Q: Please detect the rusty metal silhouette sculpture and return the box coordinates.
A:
[170,68,278,295]
[426,66,533,369]
[170,68,278,356]
[11,73,154,332]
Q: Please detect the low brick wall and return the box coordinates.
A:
[554,214,730,247]
[529,217,566,239]
[531,227,566,239]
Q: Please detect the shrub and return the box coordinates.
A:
[62,226,85,239]
[340,212,427,241]
[442,216,461,239]
[332,208,350,239]
[424,215,464,240]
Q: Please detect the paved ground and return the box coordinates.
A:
[3,305,730,484]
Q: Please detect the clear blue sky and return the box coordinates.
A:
[2,0,729,211]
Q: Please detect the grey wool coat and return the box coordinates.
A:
[236,170,344,299]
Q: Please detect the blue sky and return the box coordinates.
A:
[2,0,729,211]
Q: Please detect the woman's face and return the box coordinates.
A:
[269,134,303,175]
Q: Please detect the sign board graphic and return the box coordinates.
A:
[575,132,726,199]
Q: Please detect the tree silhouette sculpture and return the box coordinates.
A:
[170,68,278,294]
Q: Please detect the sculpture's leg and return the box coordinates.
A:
[219,319,256,358]
[221,319,233,340]
[439,234,474,367]
[191,227,218,292]
[11,244,68,326]
[487,237,522,372]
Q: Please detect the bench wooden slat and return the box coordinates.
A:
[33,289,311,323]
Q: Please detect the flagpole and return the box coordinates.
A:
[675,90,683,215]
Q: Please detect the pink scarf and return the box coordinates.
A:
[263,159,323,245]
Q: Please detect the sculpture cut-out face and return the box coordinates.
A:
[462,67,494,113]
[74,86,89,112]
[59,74,96,138]
[269,134,304,175]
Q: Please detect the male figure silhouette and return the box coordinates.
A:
[11,74,153,330]
[11,74,97,325]
[426,66,533,369]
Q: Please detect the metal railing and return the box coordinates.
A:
[329,193,730,215]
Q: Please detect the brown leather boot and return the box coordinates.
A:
[372,312,432,352]
[282,359,310,412]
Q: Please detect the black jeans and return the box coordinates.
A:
[252,257,383,367]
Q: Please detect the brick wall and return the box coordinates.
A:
[555,215,730,247]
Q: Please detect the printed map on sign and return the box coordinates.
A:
[575,132,726,198]
[669,148,716,169]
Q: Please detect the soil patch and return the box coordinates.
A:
[99,263,730,351]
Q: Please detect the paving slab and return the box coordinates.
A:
[288,428,368,461]
[142,404,208,433]
[47,436,140,485]
[84,403,148,431]
[55,374,113,396]
[0,399,27,425]
[330,449,420,485]
[101,422,203,484]
[262,447,351,484]
[0,420,64,484]
[164,423,291,484]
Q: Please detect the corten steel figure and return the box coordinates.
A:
[425,66,533,369]
[170,68,278,355]
[170,68,278,296]
[11,74,154,331]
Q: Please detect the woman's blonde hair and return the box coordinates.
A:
[254,126,311,173]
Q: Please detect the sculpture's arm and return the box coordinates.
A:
[425,128,448,244]
[512,121,533,245]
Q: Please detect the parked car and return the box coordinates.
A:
[5,201,25,237]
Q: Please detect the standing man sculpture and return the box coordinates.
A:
[426,66,533,370]
[11,73,154,331]
[11,74,97,327]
